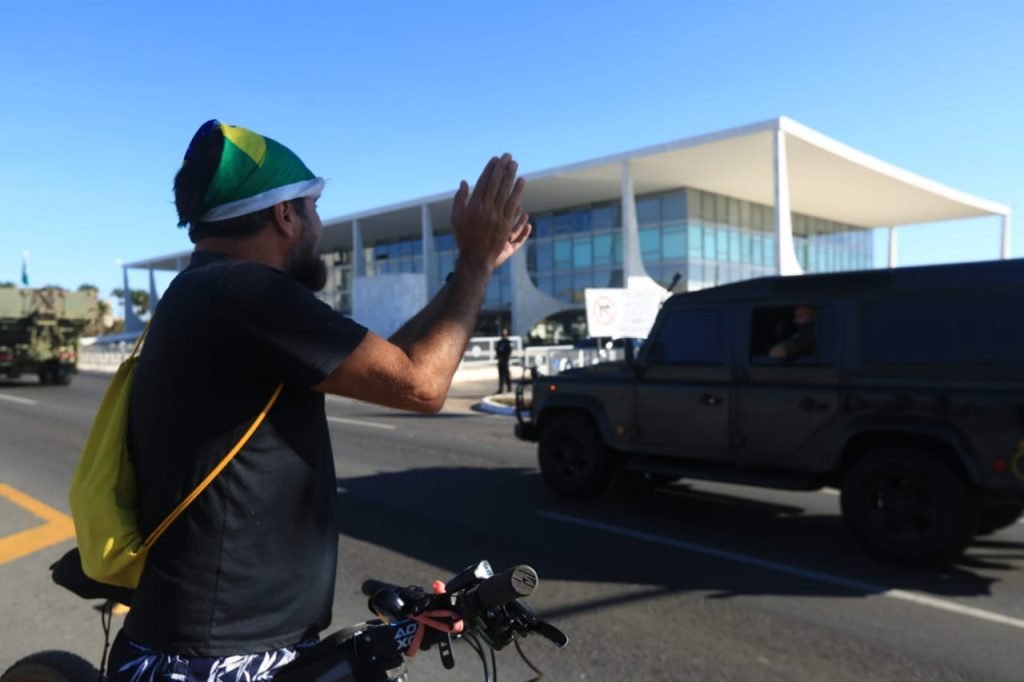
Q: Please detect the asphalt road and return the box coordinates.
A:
[2,372,1024,681]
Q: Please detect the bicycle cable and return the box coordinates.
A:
[515,639,544,681]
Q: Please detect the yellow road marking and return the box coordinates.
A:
[0,483,75,566]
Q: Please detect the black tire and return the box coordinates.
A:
[37,370,51,385]
[54,372,72,386]
[977,502,1024,535]
[538,413,613,499]
[0,651,98,682]
[840,447,980,564]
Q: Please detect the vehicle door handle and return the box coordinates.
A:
[700,394,723,406]
[798,397,829,412]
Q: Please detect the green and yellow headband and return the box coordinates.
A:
[185,120,325,223]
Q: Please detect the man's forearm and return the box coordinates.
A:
[389,275,453,350]
[391,262,492,393]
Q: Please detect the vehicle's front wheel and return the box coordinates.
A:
[0,651,98,682]
[538,413,613,499]
[977,502,1024,535]
[840,447,980,564]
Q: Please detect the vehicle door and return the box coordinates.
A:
[634,306,732,459]
[735,303,839,468]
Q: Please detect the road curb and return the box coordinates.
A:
[473,395,517,417]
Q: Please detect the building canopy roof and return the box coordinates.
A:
[128,117,1009,271]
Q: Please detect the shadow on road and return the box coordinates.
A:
[335,465,1021,616]
[0,379,52,389]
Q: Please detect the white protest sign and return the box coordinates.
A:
[584,288,662,339]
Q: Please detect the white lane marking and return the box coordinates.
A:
[0,394,37,406]
[327,416,395,431]
[537,511,1024,631]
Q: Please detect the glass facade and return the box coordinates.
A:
[343,231,513,319]
[433,231,513,311]
[316,249,354,314]
[319,187,872,334]
[526,202,624,304]
[363,238,423,276]
[526,187,872,303]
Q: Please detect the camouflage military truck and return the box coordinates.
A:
[0,287,97,385]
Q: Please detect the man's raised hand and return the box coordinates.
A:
[450,154,531,273]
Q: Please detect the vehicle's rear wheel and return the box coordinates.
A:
[977,502,1024,535]
[0,650,98,682]
[840,447,980,564]
[539,413,613,499]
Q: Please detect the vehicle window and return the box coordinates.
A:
[862,296,1023,366]
[750,305,827,365]
[647,308,724,366]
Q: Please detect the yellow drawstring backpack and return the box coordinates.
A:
[68,324,282,589]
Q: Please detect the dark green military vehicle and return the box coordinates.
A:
[0,287,96,385]
[515,259,1024,563]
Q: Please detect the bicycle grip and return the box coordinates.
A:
[473,565,539,609]
[361,579,395,597]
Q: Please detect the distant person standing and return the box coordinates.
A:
[496,326,513,393]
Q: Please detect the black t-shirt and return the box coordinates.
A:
[124,251,367,656]
[495,338,512,361]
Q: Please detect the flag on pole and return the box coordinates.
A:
[21,251,29,286]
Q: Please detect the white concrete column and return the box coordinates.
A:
[421,204,437,292]
[510,245,573,337]
[773,129,803,276]
[148,268,160,312]
[122,267,143,332]
[352,220,365,277]
[887,227,898,269]
[620,161,653,286]
[1001,214,1012,260]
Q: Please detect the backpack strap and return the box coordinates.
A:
[129,320,151,359]
[141,383,285,549]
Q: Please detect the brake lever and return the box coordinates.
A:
[504,599,569,648]
[534,620,569,648]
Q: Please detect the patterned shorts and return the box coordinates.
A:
[106,631,316,681]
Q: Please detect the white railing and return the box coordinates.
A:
[81,336,628,378]
[462,336,524,364]
[78,344,134,371]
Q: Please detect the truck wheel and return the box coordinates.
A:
[539,413,613,499]
[37,370,51,385]
[0,650,98,682]
[840,447,980,564]
[977,502,1024,535]
[54,372,72,386]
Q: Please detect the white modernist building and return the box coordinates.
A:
[124,117,1011,339]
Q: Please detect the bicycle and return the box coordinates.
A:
[1,560,567,682]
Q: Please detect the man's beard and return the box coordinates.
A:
[285,219,328,292]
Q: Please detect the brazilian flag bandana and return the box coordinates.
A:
[186,120,325,223]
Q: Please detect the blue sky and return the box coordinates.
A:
[1,0,1021,301]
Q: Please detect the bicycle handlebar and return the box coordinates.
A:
[473,565,538,609]
[278,560,566,682]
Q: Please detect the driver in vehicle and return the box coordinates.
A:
[106,120,531,680]
[769,304,817,361]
